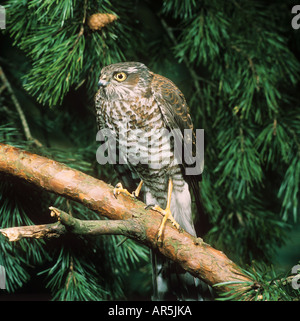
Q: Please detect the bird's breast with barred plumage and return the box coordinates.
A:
[96,94,181,188]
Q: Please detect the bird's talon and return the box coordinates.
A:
[154,208,181,243]
[113,188,119,199]
[113,180,143,201]
[113,182,132,199]
[151,205,165,215]
[171,220,180,229]
[145,204,155,210]
[157,235,163,245]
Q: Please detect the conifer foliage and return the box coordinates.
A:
[0,0,299,300]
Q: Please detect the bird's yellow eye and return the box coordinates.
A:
[113,72,127,82]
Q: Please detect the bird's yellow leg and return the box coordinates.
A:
[133,180,143,198]
[113,180,143,199]
[152,179,180,240]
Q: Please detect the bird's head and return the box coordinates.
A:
[96,62,153,100]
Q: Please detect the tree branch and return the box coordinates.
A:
[0,143,254,294]
[0,221,66,242]
[0,66,42,147]
[50,206,141,237]
[0,207,140,241]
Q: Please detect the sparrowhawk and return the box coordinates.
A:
[95,62,211,300]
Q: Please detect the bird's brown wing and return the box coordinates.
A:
[151,74,193,136]
[151,73,199,173]
[151,73,208,236]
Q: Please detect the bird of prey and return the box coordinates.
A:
[95,62,210,300]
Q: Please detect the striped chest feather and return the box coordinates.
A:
[100,96,164,133]
[97,96,177,175]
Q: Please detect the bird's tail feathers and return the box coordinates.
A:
[149,184,213,301]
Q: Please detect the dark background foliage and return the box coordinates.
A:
[0,0,299,300]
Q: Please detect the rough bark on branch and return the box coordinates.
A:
[0,143,254,294]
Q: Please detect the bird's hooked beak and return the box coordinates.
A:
[98,76,109,88]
